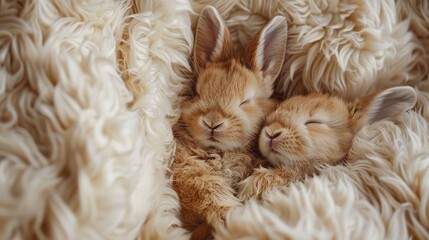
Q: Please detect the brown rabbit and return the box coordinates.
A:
[237,86,417,201]
[171,6,288,238]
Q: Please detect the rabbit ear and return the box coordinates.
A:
[352,86,417,129]
[194,6,232,72]
[243,16,288,86]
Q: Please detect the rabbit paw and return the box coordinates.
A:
[221,152,254,182]
[237,167,294,202]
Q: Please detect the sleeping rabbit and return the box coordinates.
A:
[238,86,417,200]
[171,6,288,238]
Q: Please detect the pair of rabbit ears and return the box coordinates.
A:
[352,86,417,129]
[194,6,288,84]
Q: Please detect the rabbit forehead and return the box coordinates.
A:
[266,94,349,125]
[196,60,262,100]
[280,94,347,114]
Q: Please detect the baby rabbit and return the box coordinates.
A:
[171,5,288,238]
[181,12,286,151]
[238,86,417,200]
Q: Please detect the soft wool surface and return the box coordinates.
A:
[1,0,192,239]
[1,0,428,240]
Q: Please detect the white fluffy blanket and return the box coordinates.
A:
[1,0,428,239]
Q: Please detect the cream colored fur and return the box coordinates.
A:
[1,0,428,240]
[0,0,192,239]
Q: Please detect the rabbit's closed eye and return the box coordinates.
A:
[304,119,323,125]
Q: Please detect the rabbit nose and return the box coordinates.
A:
[266,130,281,140]
[203,119,224,130]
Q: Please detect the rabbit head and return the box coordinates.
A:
[182,6,288,151]
[259,86,417,168]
